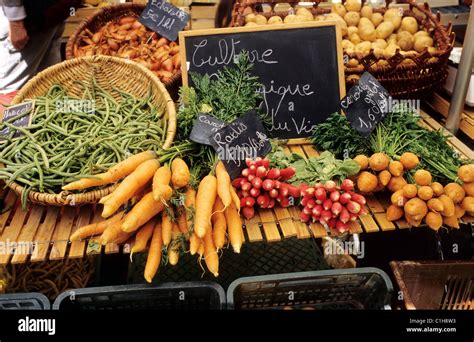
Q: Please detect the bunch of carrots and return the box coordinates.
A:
[64,151,244,283]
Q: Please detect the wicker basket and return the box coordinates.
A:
[231,0,454,99]
[3,55,176,206]
[65,3,182,93]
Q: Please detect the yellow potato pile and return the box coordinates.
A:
[244,0,437,61]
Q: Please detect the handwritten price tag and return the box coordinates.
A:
[340,72,390,136]
[139,0,189,41]
[189,113,226,146]
[0,101,34,141]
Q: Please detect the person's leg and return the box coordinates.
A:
[36,23,64,72]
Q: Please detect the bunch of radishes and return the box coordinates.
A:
[233,157,299,219]
[299,179,367,233]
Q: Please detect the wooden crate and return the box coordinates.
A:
[191,19,215,30]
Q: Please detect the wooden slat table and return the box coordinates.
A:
[0,112,472,265]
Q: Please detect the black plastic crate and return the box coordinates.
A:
[0,293,50,310]
[128,237,329,290]
[227,268,393,310]
[52,282,225,310]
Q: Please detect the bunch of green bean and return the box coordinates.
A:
[0,80,167,203]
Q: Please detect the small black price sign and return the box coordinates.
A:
[189,113,226,146]
[340,72,390,136]
[139,0,190,42]
[0,101,34,140]
[210,111,272,179]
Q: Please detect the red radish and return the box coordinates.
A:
[300,211,310,223]
[245,159,254,168]
[324,180,337,192]
[329,191,340,202]
[299,184,309,194]
[268,198,276,208]
[314,183,324,189]
[336,220,349,232]
[276,194,285,203]
[249,164,257,174]
[347,201,361,214]
[231,177,245,188]
[280,197,290,207]
[274,181,281,189]
[241,190,250,198]
[256,166,267,178]
[341,179,354,192]
[279,167,296,180]
[279,183,289,197]
[257,194,269,208]
[269,189,279,198]
[262,179,274,191]
[359,207,367,215]
[241,197,255,207]
[241,181,251,192]
[261,158,270,169]
[250,188,261,198]
[320,210,332,222]
[266,168,281,179]
[254,157,262,166]
[303,187,315,198]
[331,202,343,215]
[339,192,352,204]
[237,190,243,198]
[251,177,262,189]
[327,218,337,229]
[349,213,358,221]
[288,185,300,198]
[314,188,327,202]
[312,205,322,217]
[301,197,309,207]
[306,199,316,209]
[247,174,255,182]
[241,168,250,177]
[339,207,350,223]
[323,199,333,211]
[348,191,366,205]
[242,206,255,219]
[303,206,313,216]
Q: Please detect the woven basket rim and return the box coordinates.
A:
[64,2,182,89]
[4,55,176,206]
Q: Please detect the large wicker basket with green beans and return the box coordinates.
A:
[0,55,176,207]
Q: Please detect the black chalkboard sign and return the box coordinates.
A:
[179,22,345,139]
[340,72,390,137]
[139,0,190,42]
[0,101,34,140]
[189,113,226,145]
[210,110,271,179]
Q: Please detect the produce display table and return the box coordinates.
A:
[0,109,472,266]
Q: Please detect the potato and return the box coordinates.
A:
[350,33,362,45]
[314,15,325,21]
[345,0,361,12]
[331,3,347,18]
[355,41,372,53]
[414,36,433,53]
[361,5,373,18]
[347,26,358,37]
[284,14,298,24]
[371,13,383,27]
[295,14,312,23]
[346,74,360,82]
[387,33,397,45]
[372,39,387,50]
[400,16,418,34]
[427,47,437,54]
[255,14,268,25]
[344,11,360,27]
[342,39,355,50]
[414,30,429,39]
[347,58,359,67]
[398,38,414,51]
[268,16,283,25]
[376,21,395,39]
[384,43,400,56]
[326,13,348,36]
[444,183,465,203]
[358,17,373,29]
[359,25,376,42]
[384,8,402,29]
[296,8,312,17]
[245,21,258,27]
[245,14,256,23]
[377,60,389,67]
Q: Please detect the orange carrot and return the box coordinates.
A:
[70,212,123,241]
[130,218,156,255]
[229,185,240,212]
[99,219,126,245]
[197,240,205,258]
[63,151,157,190]
[194,175,217,238]
[189,233,201,255]
[215,161,232,208]
[177,207,188,235]
[144,222,163,283]
[212,198,227,249]
[204,225,219,277]
[225,202,243,253]
[121,191,169,233]
[152,165,172,201]
[171,158,190,189]
[161,209,173,246]
[184,187,196,232]
[102,159,160,218]
[169,223,181,265]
